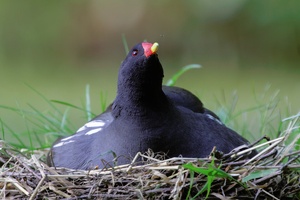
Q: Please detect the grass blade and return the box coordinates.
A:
[85,84,92,121]
[0,120,26,147]
[100,91,108,112]
[185,169,194,200]
[24,83,63,116]
[122,34,129,55]
[0,118,5,140]
[166,64,201,86]
[51,100,82,110]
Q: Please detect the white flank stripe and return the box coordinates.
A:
[85,128,103,135]
[77,125,86,132]
[76,120,106,133]
[86,120,105,127]
[60,135,75,141]
[53,140,75,148]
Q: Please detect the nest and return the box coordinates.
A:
[1,117,299,199]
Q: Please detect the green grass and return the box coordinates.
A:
[214,85,285,140]
[184,163,211,200]
[166,64,201,86]
[0,83,102,150]
[183,157,246,200]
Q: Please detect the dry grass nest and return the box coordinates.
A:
[1,117,299,199]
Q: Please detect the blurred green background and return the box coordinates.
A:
[1,1,299,145]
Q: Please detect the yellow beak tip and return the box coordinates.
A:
[151,42,159,53]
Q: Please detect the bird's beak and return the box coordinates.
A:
[151,42,159,54]
[142,42,159,57]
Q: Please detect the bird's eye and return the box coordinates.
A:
[132,50,138,56]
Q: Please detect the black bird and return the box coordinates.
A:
[48,42,253,170]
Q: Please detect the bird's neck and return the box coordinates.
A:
[112,82,169,118]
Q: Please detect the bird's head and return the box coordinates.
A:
[118,42,164,91]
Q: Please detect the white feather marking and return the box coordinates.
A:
[86,120,105,127]
[53,140,75,148]
[84,128,103,135]
[77,125,86,132]
[206,114,223,125]
[76,120,106,133]
[60,135,75,141]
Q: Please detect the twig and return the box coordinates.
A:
[261,188,280,200]
[243,137,284,165]
[29,155,46,200]
[2,177,29,196]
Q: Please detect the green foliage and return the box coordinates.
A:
[214,85,286,141]
[99,91,109,112]
[1,1,299,70]
[166,64,201,86]
[282,112,300,151]
[122,34,129,55]
[85,84,92,121]
[0,84,96,149]
[183,157,245,199]
[242,169,277,183]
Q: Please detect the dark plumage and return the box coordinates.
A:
[48,42,254,170]
[162,86,221,121]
